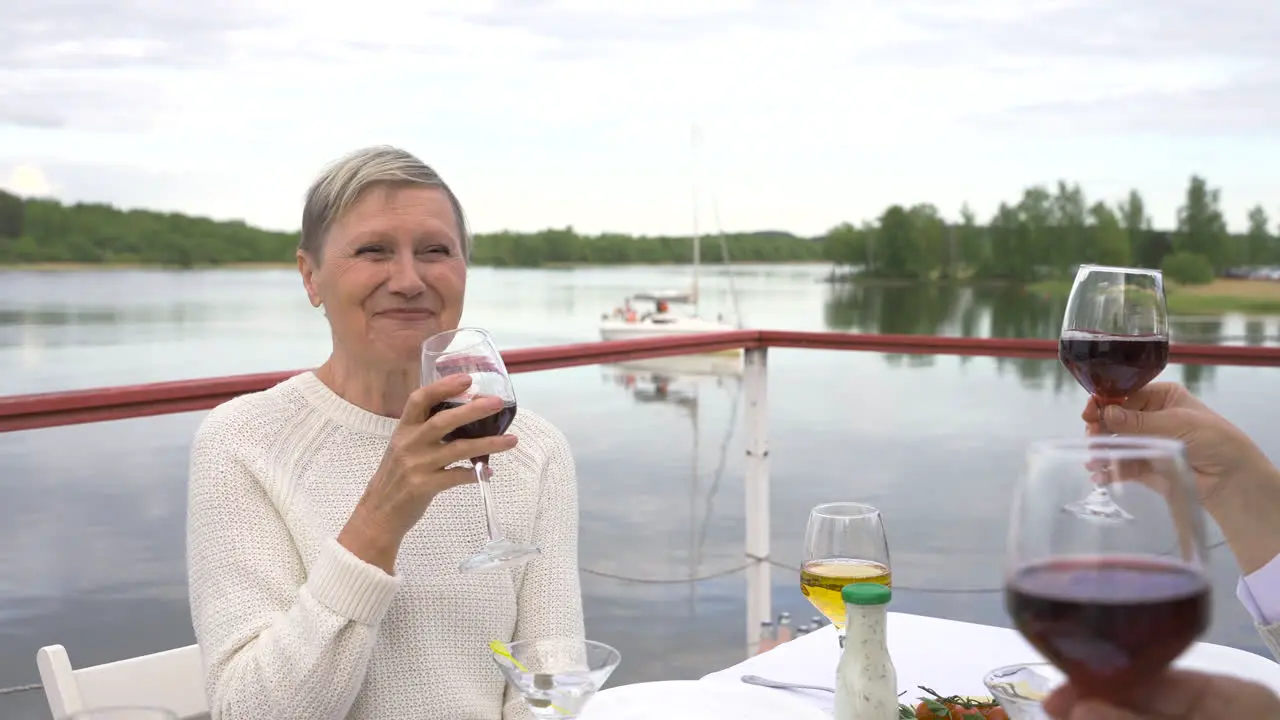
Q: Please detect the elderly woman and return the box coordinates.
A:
[185,146,583,720]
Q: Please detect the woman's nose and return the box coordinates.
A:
[387,254,426,297]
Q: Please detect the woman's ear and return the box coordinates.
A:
[297,249,321,308]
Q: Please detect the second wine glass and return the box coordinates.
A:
[1059,264,1170,522]
[1006,437,1210,705]
[800,502,891,647]
[422,327,540,573]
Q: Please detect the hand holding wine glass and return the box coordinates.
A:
[1006,437,1211,707]
[1059,264,1169,521]
[1080,382,1273,504]
[338,373,519,574]
[422,327,540,573]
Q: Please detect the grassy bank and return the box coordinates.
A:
[1029,278,1280,315]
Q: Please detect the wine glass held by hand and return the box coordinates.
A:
[1006,437,1211,707]
[184,146,585,720]
[801,502,891,647]
[422,327,540,573]
[1058,264,1170,522]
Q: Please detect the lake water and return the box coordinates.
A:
[1,264,1278,718]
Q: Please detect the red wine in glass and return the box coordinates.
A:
[422,327,539,573]
[1007,556,1209,702]
[428,399,518,463]
[1059,331,1170,404]
[1059,265,1169,521]
[1006,437,1211,705]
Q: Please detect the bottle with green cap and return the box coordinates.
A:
[833,583,897,720]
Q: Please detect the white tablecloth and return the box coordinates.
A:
[700,612,1280,715]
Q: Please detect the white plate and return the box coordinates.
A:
[579,680,830,720]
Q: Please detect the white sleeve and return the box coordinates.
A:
[186,411,401,720]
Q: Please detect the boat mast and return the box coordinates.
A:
[690,123,701,314]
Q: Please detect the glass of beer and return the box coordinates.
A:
[801,502,892,646]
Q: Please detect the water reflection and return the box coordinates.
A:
[822,281,1242,395]
[599,356,745,589]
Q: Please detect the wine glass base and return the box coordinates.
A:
[1062,495,1135,524]
[460,540,541,573]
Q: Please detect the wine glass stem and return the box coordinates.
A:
[475,460,507,544]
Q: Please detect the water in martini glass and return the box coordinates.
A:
[491,638,620,719]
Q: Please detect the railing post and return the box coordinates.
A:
[743,347,771,655]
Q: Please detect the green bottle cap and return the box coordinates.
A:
[842,583,891,606]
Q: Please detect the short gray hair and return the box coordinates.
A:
[300,145,471,261]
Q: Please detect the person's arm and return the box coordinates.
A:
[187,410,401,720]
[502,420,585,720]
[1212,464,1280,661]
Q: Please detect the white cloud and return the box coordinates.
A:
[1,0,1278,236]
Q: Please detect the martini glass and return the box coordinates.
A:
[491,638,621,719]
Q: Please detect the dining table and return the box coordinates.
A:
[699,611,1280,715]
[585,611,1280,718]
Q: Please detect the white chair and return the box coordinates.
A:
[36,643,209,719]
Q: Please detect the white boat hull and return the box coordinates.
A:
[599,317,742,355]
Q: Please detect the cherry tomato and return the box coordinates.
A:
[914,701,948,719]
[984,707,1009,720]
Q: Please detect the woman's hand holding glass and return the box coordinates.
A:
[1081,381,1280,576]
[337,374,518,574]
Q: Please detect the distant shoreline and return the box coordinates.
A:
[0,259,828,272]
[1027,278,1280,315]
[828,275,1280,316]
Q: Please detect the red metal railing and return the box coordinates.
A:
[3,330,1280,433]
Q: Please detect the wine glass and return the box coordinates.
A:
[422,327,540,573]
[491,638,621,719]
[800,502,891,647]
[67,710,178,720]
[1006,437,1210,705]
[1058,264,1169,522]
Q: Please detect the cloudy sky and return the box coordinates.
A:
[1,0,1278,236]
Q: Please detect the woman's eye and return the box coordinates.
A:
[421,246,449,256]
[355,245,385,255]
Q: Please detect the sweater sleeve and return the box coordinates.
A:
[186,409,402,720]
[503,421,586,720]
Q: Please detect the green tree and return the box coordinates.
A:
[1085,202,1131,267]
[1176,175,1230,272]
[1051,181,1087,272]
[0,189,22,240]
[876,205,929,279]
[955,203,987,274]
[1246,205,1272,265]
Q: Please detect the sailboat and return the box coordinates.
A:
[598,126,740,346]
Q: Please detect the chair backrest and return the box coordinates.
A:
[36,643,209,719]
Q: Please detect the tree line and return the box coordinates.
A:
[823,175,1278,284]
[0,191,821,268]
[0,174,1273,281]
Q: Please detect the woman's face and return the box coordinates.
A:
[298,184,467,370]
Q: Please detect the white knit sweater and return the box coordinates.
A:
[186,371,584,720]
